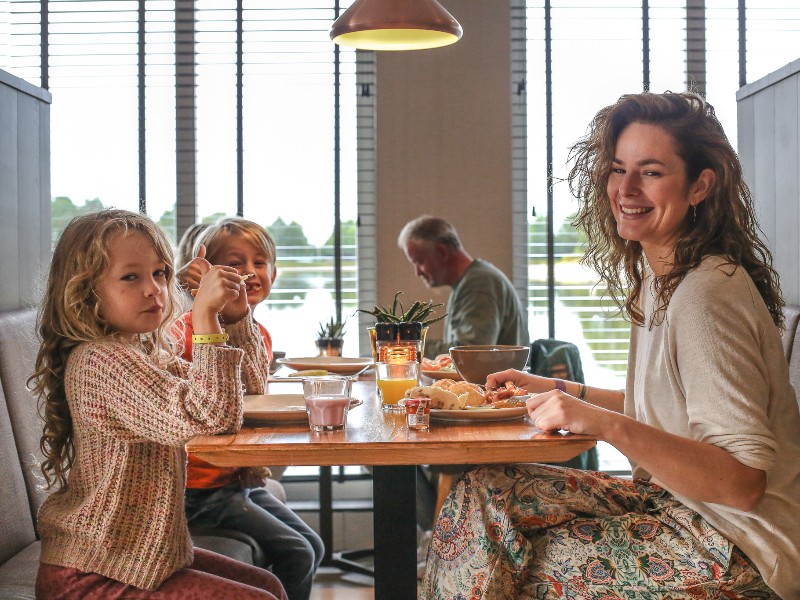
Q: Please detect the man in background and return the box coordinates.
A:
[398,215,529,357]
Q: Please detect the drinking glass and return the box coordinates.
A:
[375,361,419,411]
[302,376,353,432]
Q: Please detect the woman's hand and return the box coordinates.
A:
[526,390,614,435]
[177,244,211,291]
[527,389,767,511]
[486,369,554,394]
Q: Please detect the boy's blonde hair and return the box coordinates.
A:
[195,217,277,267]
[29,209,183,489]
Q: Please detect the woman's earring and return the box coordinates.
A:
[692,204,697,222]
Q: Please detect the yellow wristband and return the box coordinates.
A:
[192,333,229,345]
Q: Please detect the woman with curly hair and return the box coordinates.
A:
[422,92,800,599]
[30,209,286,598]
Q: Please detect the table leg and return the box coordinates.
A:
[319,466,334,565]
[319,466,376,576]
[373,465,417,600]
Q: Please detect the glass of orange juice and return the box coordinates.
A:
[375,361,418,411]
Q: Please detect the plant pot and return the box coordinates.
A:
[316,337,344,357]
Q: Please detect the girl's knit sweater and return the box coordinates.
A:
[37,316,268,590]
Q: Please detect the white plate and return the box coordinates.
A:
[243,394,362,423]
[275,356,374,376]
[421,369,462,381]
[430,405,528,423]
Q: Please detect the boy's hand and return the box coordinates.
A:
[177,244,211,291]
[239,467,271,490]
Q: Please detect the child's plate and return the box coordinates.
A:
[275,356,373,376]
[244,394,362,423]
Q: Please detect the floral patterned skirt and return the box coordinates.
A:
[421,464,777,600]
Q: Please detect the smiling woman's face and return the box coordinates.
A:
[606,122,712,273]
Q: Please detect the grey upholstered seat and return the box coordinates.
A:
[781,303,800,359]
[0,371,39,600]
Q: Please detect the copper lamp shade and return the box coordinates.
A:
[330,0,463,51]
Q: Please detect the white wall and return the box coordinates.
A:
[367,0,526,342]
[737,58,800,304]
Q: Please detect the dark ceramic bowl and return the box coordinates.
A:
[449,345,530,384]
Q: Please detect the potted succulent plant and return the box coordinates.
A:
[316,317,347,356]
[359,292,446,362]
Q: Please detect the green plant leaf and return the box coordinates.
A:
[355,292,446,326]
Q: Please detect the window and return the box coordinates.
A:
[48,1,142,237]
[526,1,642,395]
[196,0,237,222]
[239,3,359,357]
[145,0,177,236]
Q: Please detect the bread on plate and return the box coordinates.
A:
[445,381,485,406]
[405,381,487,409]
[404,385,466,410]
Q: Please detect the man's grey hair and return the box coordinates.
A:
[397,215,462,251]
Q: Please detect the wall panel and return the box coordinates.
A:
[0,69,52,312]
[737,58,800,305]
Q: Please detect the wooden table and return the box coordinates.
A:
[187,378,596,600]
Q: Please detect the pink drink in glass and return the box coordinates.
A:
[305,394,350,431]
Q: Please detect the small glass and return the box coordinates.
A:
[302,376,353,432]
[402,397,431,431]
[375,361,419,412]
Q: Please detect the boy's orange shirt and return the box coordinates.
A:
[176,310,273,489]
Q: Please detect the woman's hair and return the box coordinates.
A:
[176,222,210,268]
[397,215,462,251]
[29,209,183,490]
[569,91,783,329]
[195,217,277,267]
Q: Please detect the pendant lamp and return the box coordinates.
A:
[330,0,463,51]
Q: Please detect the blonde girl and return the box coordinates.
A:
[30,209,287,599]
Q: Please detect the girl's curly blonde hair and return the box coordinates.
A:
[28,209,183,490]
[569,91,783,330]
